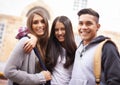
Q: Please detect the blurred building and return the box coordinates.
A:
[0,0,53,63]
[0,1,120,83]
[0,2,54,81]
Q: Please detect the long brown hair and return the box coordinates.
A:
[27,9,49,61]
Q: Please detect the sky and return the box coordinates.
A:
[0,0,120,32]
[87,0,120,32]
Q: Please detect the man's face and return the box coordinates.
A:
[78,14,100,45]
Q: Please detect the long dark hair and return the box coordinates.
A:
[46,16,77,72]
[77,8,99,23]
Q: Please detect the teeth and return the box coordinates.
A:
[59,37,63,38]
[81,31,90,33]
[58,36,64,39]
[81,31,87,33]
[38,28,43,32]
[81,31,89,35]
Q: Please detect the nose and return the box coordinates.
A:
[81,24,87,29]
[38,21,43,27]
[58,30,62,34]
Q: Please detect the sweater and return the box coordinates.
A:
[4,37,46,85]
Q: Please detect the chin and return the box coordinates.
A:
[58,39,64,42]
[37,33,44,36]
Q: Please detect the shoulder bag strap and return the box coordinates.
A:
[33,47,47,70]
[33,47,51,85]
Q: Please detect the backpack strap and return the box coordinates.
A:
[94,39,112,85]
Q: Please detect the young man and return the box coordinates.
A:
[69,8,120,85]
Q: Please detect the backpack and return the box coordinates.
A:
[94,39,116,85]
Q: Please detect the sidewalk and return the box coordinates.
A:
[0,62,6,72]
[0,62,7,85]
[0,79,7,85]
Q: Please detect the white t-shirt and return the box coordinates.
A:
[51,48,73,85]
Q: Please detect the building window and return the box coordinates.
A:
[73,0,80,10]
[73,0,87,11]
[81,0,87,8]
[0,23,5,48]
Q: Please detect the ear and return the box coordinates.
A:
[96,24,100,31]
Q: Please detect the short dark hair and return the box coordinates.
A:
[77,8,99,20]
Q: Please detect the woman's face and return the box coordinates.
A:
[32,14,46,36]
[55,21,65,43]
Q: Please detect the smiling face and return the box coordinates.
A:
[32,14,46,36]
[78,14,100,45]
[55,21,65,43]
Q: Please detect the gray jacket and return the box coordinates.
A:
[4,37,46,85]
